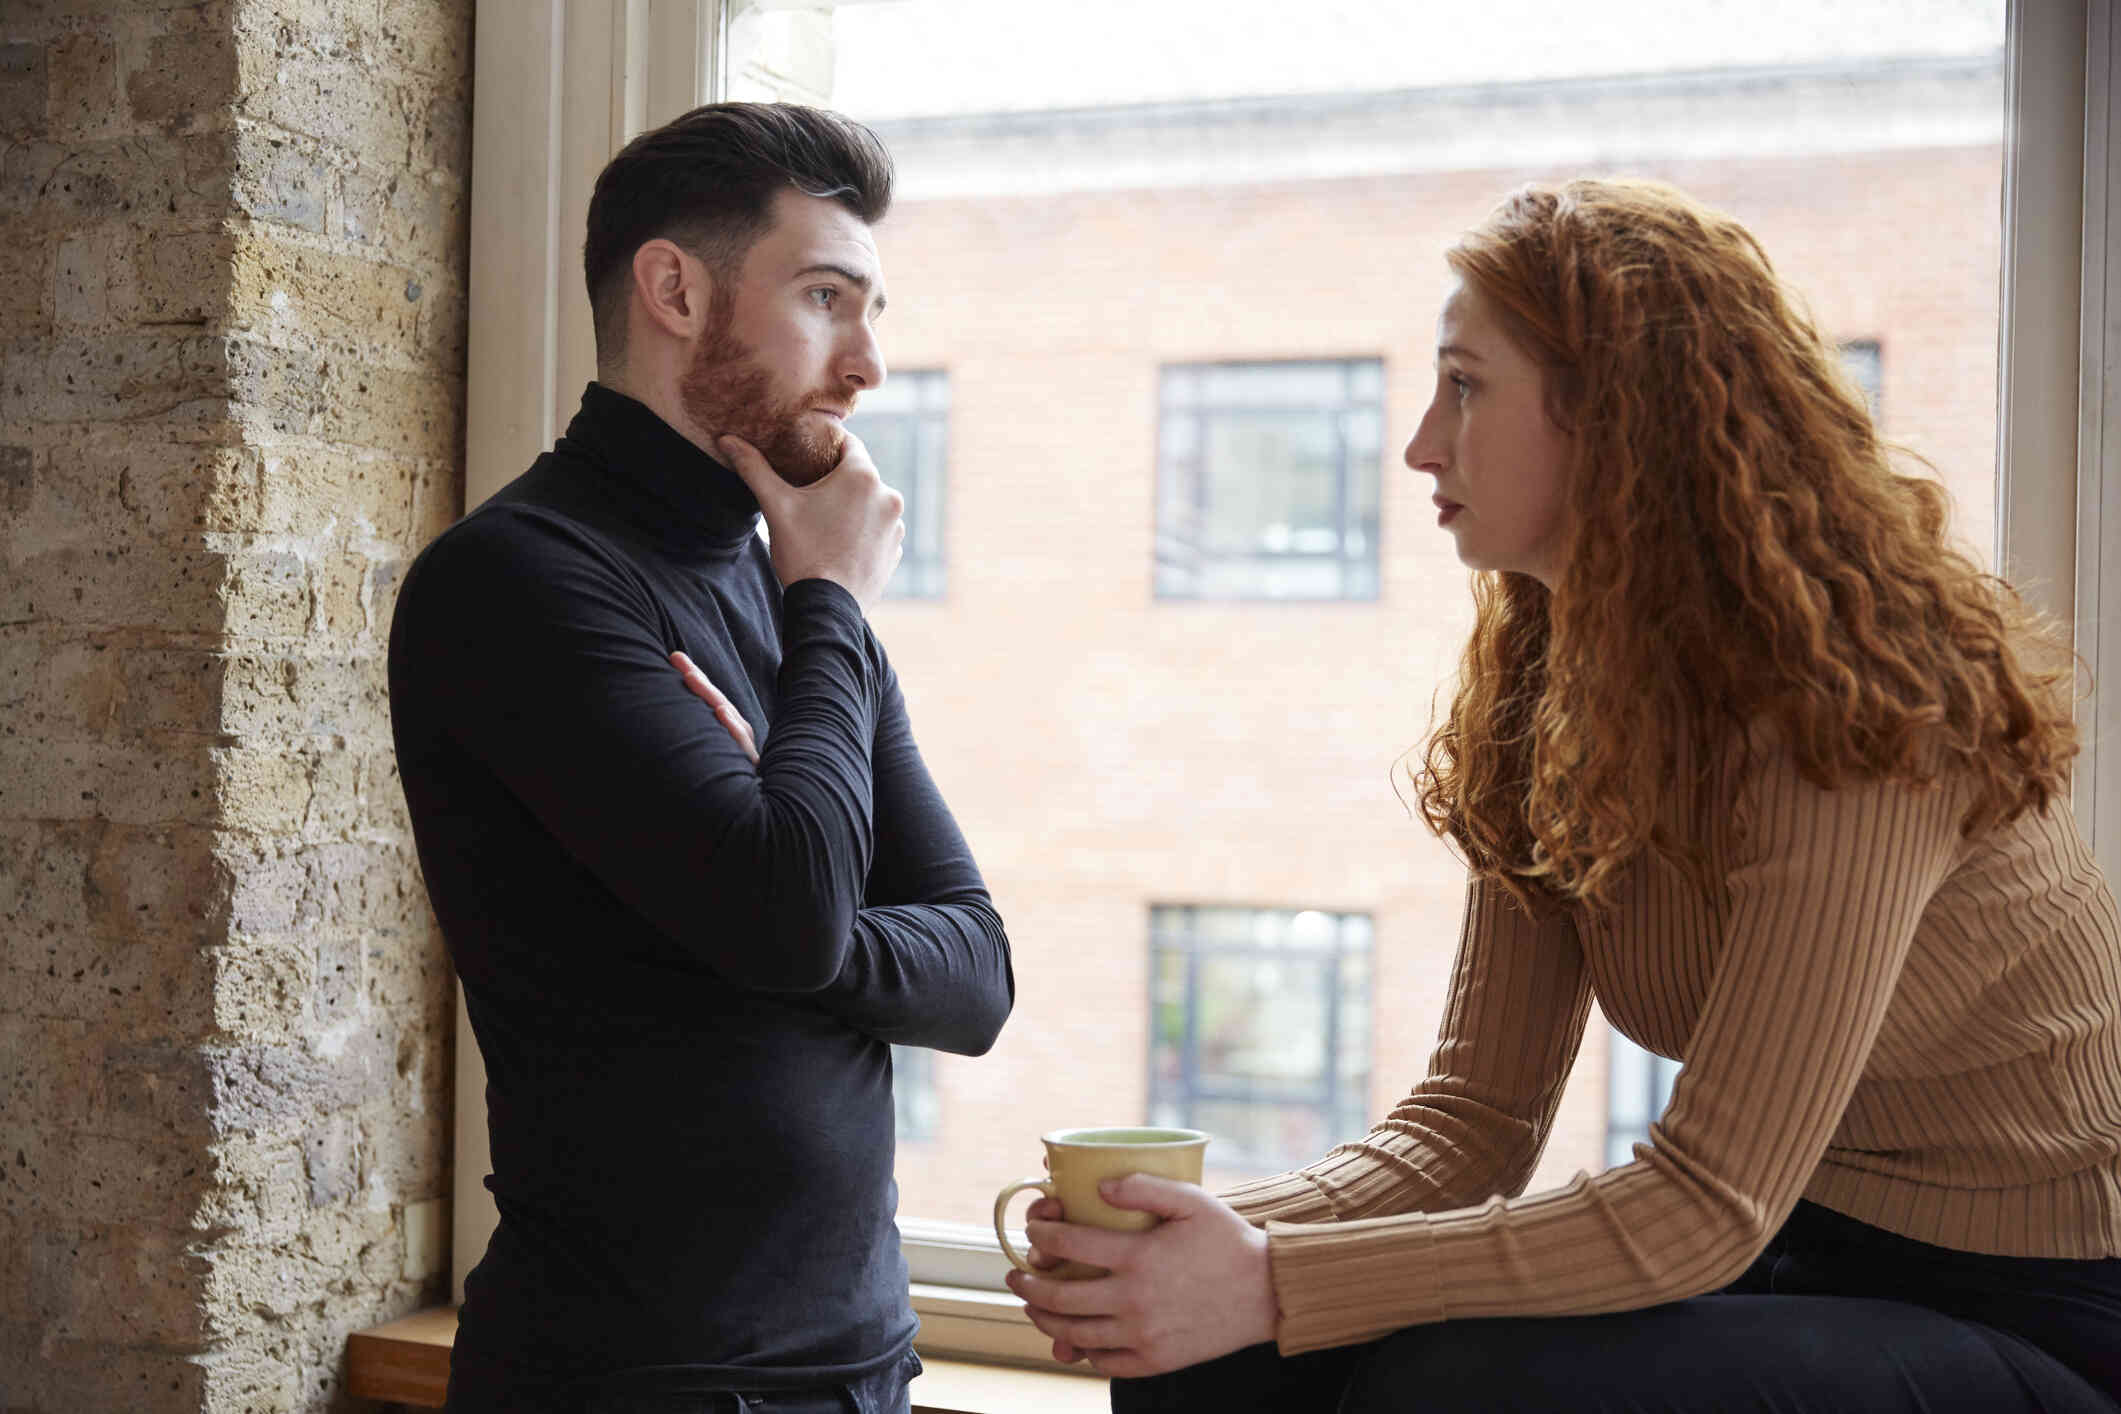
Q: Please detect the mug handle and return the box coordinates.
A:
[992,1176,1057,1275]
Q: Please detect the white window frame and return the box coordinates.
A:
[452,0,2120,1367]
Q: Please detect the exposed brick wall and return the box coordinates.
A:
[1,2,469,1409]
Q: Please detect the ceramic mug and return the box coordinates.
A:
[992,1126,1210,1279]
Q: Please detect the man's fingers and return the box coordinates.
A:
[671,652,760,764]
[670,652,728,704]
[714,434,785,508]
[715,708,759,764]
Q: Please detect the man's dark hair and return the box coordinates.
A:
[583,102,893,362]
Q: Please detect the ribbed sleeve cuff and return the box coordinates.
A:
[1266,1215,1444,1356]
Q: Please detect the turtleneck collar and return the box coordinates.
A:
[551,382,763,556]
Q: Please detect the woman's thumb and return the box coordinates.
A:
[1098,1173,1200,1218]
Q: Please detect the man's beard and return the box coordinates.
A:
[678,306,846,487]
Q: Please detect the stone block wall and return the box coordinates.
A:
[1,2,470,1409]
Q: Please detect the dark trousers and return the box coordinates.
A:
[449,1348,921,1414]
[1110,1202,2121,1413]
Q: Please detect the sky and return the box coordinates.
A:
[829,0,2005,119]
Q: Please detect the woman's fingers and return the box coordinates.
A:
[670,652,759,764]
[1023,1216,1137,1273]
[1021,1304,1129,1354]
[1006,1268,1121,1317]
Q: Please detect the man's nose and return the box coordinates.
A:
[840,322,885,393]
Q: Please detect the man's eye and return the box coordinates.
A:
[808,288,836,309]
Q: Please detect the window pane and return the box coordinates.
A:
[848,369,948,599]
[822,2,2006,1233]
[1158,359,1383,600]
[1151,905,1372,1174]
[893,1044,939,1141]
[1604,1029,1682,1168]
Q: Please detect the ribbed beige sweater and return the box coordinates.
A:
[1223,742,2121,1356]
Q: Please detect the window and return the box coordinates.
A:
[1840,339,1884,418]
[1605,1030,1682,1168]
[893,1044,939,1140]
[454,5,2121,1353]
[848,369,950,599]
[1156,360,1383,601]
[1148,906,1372,1174]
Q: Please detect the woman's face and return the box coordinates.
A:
[1404,278,1572,588]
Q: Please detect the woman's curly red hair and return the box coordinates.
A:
[1413,178,2079,909]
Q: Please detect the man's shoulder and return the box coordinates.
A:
[408,465,629,587]
[392,461,652,645]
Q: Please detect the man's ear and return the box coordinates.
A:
[629,239,711,342]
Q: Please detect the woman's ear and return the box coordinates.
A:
[1542,366,1582,436]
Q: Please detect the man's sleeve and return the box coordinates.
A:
[391,508,884,993]
[801,652,1015,1056]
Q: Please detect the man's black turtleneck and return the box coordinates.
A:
[387,383,1013,1406]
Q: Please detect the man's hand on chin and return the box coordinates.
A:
[718,431,904,608]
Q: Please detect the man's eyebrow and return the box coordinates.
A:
[1436,343,1485,363]
[793,262,887,316]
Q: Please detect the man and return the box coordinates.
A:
[388,103,1014,1413]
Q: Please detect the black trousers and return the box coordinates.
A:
[449,1348,922,1414]
[1110,1202,2121,1413]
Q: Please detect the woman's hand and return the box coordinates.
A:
[670,651,758,764]
[1004,1175,1279,1379]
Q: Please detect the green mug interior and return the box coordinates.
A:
[1045,1126,1209,1146]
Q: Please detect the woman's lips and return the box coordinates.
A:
[1435,496,1464,527]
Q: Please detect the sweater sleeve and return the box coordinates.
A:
[1223,876,1592,1229]
[801,651,1016,1056]
[391,508,885,993]
[1259,751,1971,1355]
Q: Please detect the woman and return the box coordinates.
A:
[1006,179,2121,1412]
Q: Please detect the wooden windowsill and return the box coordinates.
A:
[346,1306,1109,1414]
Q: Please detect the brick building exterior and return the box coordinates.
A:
[860,97,2005,1224]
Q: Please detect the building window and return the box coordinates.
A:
[1840,338,1883,419]
[1156,360,1383,600]
[848,369,949,598]
[892,1044,938,1140]
[1149,905,1371,1171]
[1605,1028,1681,1168]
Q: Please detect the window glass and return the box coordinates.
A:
[893,1044,940,1141]
[846,369,950,599]
[1149,906,1373,1178]
[1158,360,1384,600]
[1605,1031,1683,1168]
[808,0,2006,1235]
[1840,339,1885,420]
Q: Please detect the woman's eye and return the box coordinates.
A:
[1448,373,1472,400]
